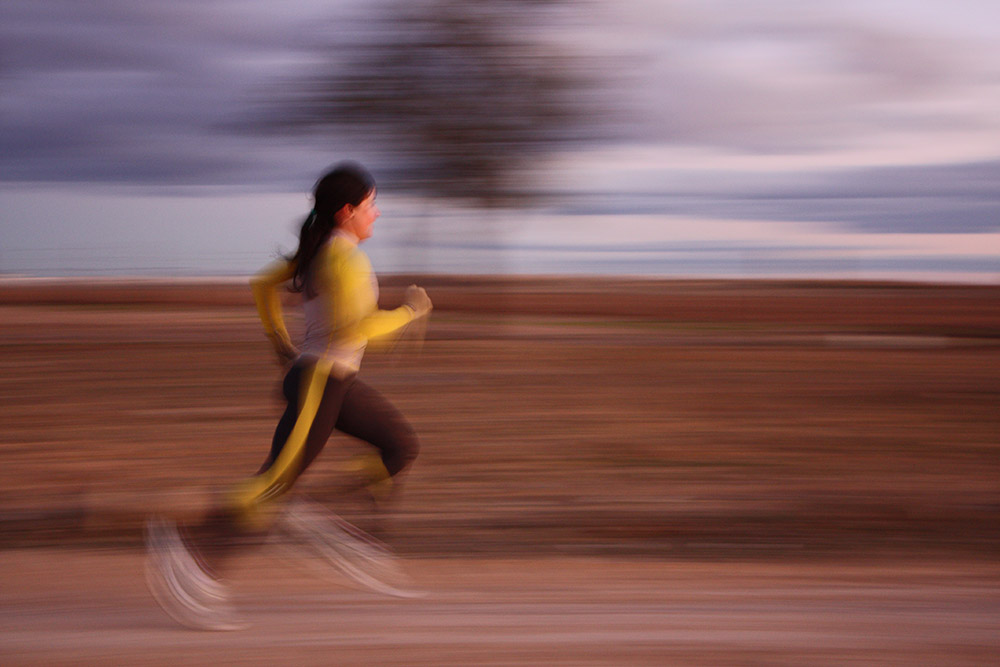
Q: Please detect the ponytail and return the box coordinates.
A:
[288,209,325,295]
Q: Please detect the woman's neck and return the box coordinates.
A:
[333,228,359,246]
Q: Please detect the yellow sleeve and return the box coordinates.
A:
[359,303,415,342]
[250,258,296,351]
[318,240,414,345]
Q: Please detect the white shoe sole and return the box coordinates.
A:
[274,500,425,599]
[144,517,248,631]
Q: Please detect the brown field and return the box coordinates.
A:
[1,277,998,664]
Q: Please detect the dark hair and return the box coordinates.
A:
[289,162,375,294]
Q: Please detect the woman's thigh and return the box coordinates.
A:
[335,378,419,476]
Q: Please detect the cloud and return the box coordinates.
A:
[2,0,999,232]
[0,0,335,186]
[597,0,1000,154]
[737,160,1000,233]
[545,155,1000,233]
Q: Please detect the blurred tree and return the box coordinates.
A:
[273,0,603,207]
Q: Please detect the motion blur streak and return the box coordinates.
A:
[1,277,998,662]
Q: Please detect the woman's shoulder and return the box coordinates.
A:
[322,235,359,258]
[320,236,371,274]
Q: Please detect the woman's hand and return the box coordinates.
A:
[268,332,299,365]
[404,284,433,318]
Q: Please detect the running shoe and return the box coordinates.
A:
[272,498,424,598]
[144,516,246,631]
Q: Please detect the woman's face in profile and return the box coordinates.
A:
[342,189,380,242]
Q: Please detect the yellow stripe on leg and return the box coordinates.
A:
[227,358,336,528]
[344,452,393,502]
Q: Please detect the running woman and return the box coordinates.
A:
[145,162,432,630]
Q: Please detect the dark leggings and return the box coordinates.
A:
[186,357,419,570]
[263,359,420,480]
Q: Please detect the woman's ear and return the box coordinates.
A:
[334,203,353,225]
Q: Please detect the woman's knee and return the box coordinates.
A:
[384,423,419,476]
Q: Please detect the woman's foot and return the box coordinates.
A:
[144,516,246,631]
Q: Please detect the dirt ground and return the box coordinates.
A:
[3,549,997,665]
[1,277,998,663]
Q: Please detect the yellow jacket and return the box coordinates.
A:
[251,233,414,372]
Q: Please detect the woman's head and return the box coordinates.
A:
[312,162,376,226]
[289,162,378,293]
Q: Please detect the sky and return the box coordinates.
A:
[1,0,998,281]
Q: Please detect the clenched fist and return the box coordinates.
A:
[403,284,432,317]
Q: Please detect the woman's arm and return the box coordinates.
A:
[250,259,298,363]
[321,240,423,345]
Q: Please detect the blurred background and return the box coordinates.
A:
[1,0,998,282]
[1,4,999,660]
[1,0,999,556]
